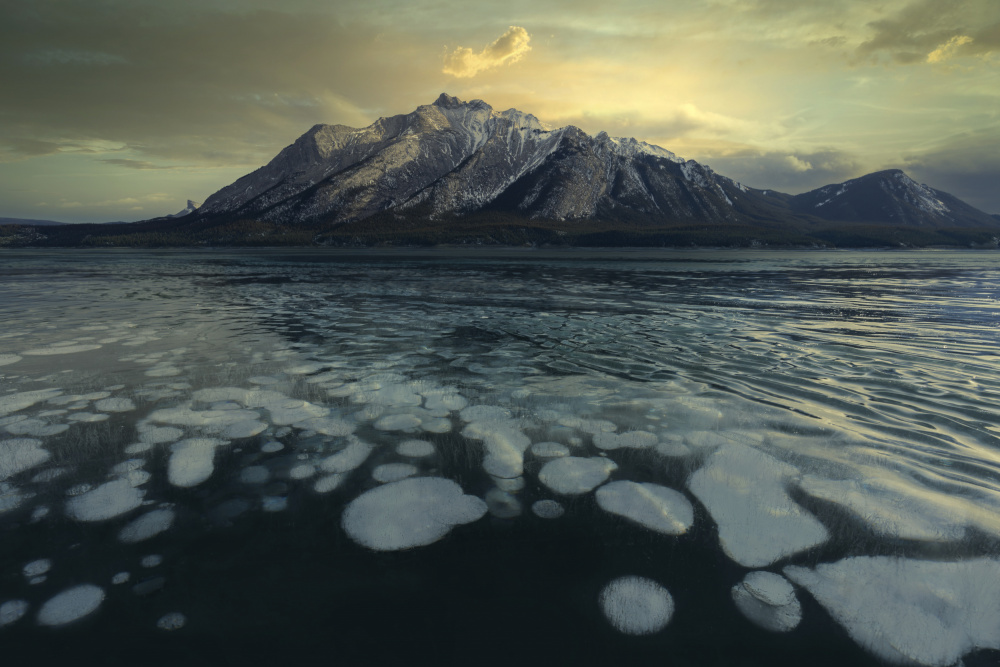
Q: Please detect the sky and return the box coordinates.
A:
[1,0,998,223]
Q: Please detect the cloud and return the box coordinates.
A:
[926,35,974,62]
[702,149,862,193]
[442,26,531,78]
[856,0,999,64]
[902,127,1000,213]
[99,158,175,170]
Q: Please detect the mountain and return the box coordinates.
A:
[789,170,998,228]
[0,217,66,226]
[165,200,201,219]
[198,93,801,229]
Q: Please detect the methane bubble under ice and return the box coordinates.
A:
[342,477,487,551]
[599,576,674,635]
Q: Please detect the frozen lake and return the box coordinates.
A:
[1,248,1000,666]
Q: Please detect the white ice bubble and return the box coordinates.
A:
[687,444,827,568]
[37,585,105,626]
[262,496,287,512]
[167,438,225,488]
[111,572,130,585]
[531,499,565,519]
[595,481,694,536]
[485,488,522,518]
[0,354,21,367]
[240,466,270,484]
[599,576,674,635]
[3,419,68,437]
[538,457,618,495]
[732,571,801,633]
[374,414,421,431]
[145,365,180,377]
[289,464,316,480]
[285,362,328,375]
[372,463,418,484]
[67,412,108,422]
[530,442,570,458]
[23,344,102,356]
[0,599,29,627]
[313,473,347,494]
[66,479,144,522]
[23,558,51,578]
[342,477,487,551]
[0,438,51,481]
[460,405,511,422]
[94,397,135,413]
[462,419,532,479]
[157,612,187,630]
[29,576,46,585]
[295,416,354,437]
[30,505,50,522]
[138,425,184,444]
[319,439,374,474]
[261,441,284,453]
[118,509,175,543]
[396,440,435,458]
[221,420,267,439]
[785,557,1000,666]
[0,389,63,417]
[124,442,153,454]
[420,418,452,433]
[141,554,162,568]
[593,431,658,451]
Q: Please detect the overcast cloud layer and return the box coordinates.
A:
[1,0,997,222]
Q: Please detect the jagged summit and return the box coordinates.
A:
[195,95,998,231]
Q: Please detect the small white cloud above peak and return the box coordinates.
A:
[442,26,531,78]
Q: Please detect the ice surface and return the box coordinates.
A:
[595,481,694,535]
[599,576,673,635]
[118,509,175,543]
[538,456,618,495]
[731,571,801,632]
[785,557,1000,666]
[372,463,418,483]
[0,438,51,480]
[342,477,487,551]
[0,599,29,627]
[687,444,827,567]
[37,585,105,626]
[168,438,225,487]
[396,439,435,457]
[240,466,270,484]
[66,479,144,521]
[485,488,522,518]
[262,496,288,511]
[531,499,565,518]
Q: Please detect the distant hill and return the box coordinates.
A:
[0,217,66,226]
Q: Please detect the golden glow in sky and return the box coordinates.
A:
[1,0,998,222]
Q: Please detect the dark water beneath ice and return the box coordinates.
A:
[1,249,1000,666]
